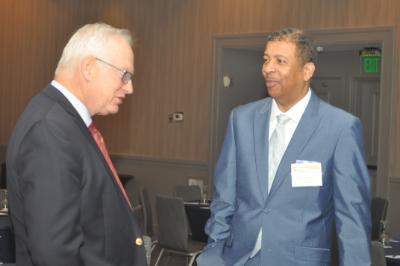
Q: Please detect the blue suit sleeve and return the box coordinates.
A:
[333,117,372,265]
[197,110,238,266]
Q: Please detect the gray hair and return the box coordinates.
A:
[266,27,317,64]
[55,22,133,74]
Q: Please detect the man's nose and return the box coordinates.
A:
[124,81,134,94]
[262,62,275,75]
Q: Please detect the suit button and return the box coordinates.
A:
[135,237,143,246]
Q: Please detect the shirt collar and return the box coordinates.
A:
[51,80,92,127]
[270,88,311,123]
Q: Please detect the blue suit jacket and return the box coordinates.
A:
[198,92,371,266]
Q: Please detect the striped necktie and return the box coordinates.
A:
[89,123,132,209]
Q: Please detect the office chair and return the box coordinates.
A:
[155,195,204,266]
[371,197,389,241]
[138,188,158,256]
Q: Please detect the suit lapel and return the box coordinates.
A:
[44,85,95,146]
[44,86,125,202]
[267,92,322,199]
[254,98,272,200]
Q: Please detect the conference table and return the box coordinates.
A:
[184,200,211,243]
[385,240,400,266]
[0,211,15,265]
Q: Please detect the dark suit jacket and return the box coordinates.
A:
[198,92,371,266]
[6,85,146,266]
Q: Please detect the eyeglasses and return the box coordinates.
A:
[95,57,134,84]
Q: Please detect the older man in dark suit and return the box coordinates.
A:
[6,22,146,266]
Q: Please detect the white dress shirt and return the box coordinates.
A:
[250,88,312,258]
[51,80,92,127]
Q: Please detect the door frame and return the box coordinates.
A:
[208,27,396,198]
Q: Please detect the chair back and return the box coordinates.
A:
[371,197,389,240]
[175,185,202,202]
[139,188,153,237]
[156,195,189,251]
[371,241,387,266]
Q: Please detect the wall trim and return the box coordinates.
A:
[111,153,208,168]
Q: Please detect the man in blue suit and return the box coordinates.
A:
[197,28,371,265]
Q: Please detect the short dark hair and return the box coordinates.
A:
[266,27,317,64]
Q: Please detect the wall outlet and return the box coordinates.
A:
[168,112,184,123]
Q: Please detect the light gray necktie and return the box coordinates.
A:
[250,113,291,258]
[268,114,290,192]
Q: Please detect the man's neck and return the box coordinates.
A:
[275,85,310,112]
[54,74,85,108]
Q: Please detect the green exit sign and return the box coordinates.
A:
[362,55,381,74]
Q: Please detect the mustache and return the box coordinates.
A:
[263,74,278,79]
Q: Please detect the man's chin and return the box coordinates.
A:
[97,106,119,116]
[109,106,119,114]
[266,87,279,98]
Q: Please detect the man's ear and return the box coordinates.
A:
[303,62,315,82]
[81,56,96,82]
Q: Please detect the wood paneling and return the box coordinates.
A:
[0,1,96,145]
[1,0,400,173]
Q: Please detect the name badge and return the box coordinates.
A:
[291,160,322,187]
